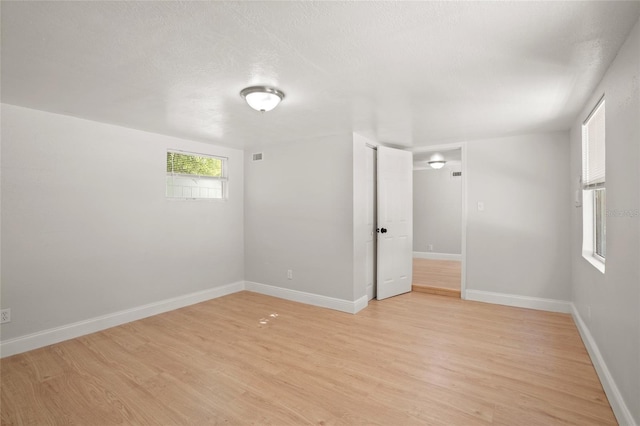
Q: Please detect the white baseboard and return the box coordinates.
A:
[353,295,369,314]
[413,251,462,261]
[0,281,244,358]
[465,289,572,313]
[571,304,636,426]
[245,281,364,314]
[1,280,368,358]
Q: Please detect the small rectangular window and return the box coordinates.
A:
[581,96,605,271]
[166,150,228,200]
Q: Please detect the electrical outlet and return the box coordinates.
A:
[428,244,434,251]
[287,269,293,280]
[1,309,11,324]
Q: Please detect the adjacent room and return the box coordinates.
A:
[1,2,639,425]
[412,148,463,298]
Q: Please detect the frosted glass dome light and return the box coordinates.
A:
[428,153,446,169]
[428,161,446,169]
[240,86,285,112]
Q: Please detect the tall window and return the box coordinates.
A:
[166,150,228,200]
[582,97,605,271]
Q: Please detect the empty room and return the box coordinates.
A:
[1,1,639,425]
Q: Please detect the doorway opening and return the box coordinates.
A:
[411,146,466,298]
[356,136,465,307]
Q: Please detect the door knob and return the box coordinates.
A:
[379,228,388,233]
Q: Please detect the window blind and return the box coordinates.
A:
[582,99,605,189]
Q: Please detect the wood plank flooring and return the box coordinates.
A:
[413,258,462,298]
[1,291,615,425]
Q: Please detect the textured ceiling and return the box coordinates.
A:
[2,1,639,149]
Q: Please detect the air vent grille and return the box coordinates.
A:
[252,153,263,161]
[452,171,462,177]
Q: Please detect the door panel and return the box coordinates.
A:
[377,146,413,300]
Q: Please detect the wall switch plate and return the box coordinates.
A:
[1,309,11,324]
[287,269,293,280]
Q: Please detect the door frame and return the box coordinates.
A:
[353,133,380,311]
[411,142,468,299]
[365,144,377,301]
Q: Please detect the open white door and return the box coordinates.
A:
[376,146,413,300]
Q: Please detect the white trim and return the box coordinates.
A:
[0,281,368,358]
[245,281,364,314]
[465,290,572,313]
[0,281,244,358]
[460,142,468,299]
[353,295,369,314]
[582,249,606,273]
[413,251,462,261]
[571,304,636,426]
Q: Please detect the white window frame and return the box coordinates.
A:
[166,150,228,201]
[581,96,605,273]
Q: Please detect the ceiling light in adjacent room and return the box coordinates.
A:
[428,160,446,169]
[427,153,447,169]
[240,86,285,112]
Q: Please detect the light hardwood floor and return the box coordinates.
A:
[413,258,462,298]
[1,291,615,425]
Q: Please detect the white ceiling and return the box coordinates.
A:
[2,1,639,150]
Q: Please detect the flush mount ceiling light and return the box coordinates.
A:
[428,160,446,169]
[427,153,446,169]
[240,86,285,112]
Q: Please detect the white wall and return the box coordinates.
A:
[244,134,355,302]
[413,165,462,254]
[570,17,640,424]
[466,132,571,301]
[0,104,244,341]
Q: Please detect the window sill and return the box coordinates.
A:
[582,250,605,273]
[166,197,228,202]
